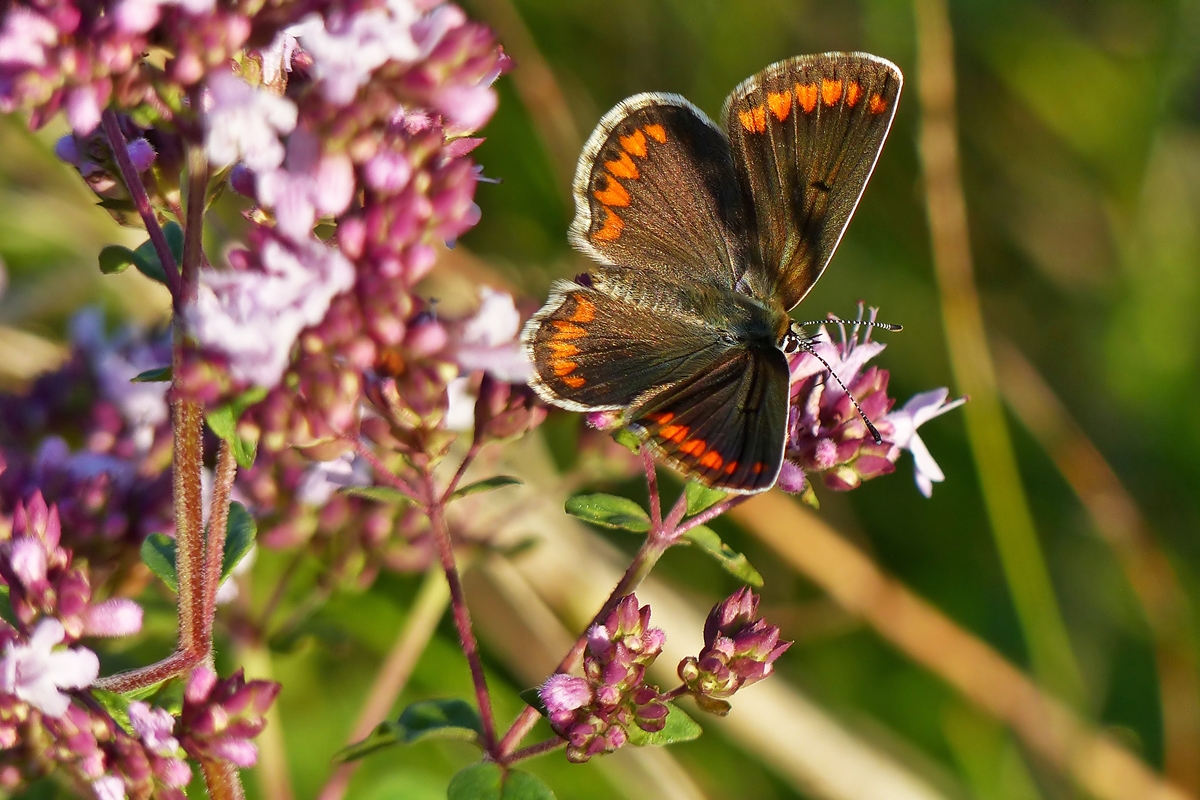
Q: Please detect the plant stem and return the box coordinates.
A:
[200,759,246,800]
[642,449,662,530]
[424,471,498,755]
[100,110,181,298]
[317,566,451,800]
[675,495,751,538]
[352,440,424,507]
[507,737,566,763]
[200,440,237,653]
[441,441,482,503]
[497,479,688,759]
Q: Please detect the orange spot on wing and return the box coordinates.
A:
[569,296,596,323]
[752,462,765,474]
[551,360,578,377]
[868,93,887,114]
[678,438,707,456]
[795,83,818,113]
[648,412,674,424]
[767,91,792,121]
[563,375,586,389]
[620,129,648,158]
[738,106,767,133]
[593,177,630,207]
[605,151,640,180]
[659,424,689,443]
[700,451,724,470]
[546,341,579,358]
[643,123,667,143]
[593,207,624,242]
[551,321,588,339]
[821,78,843,106]
[724,460,738,475]
[845,81,863,107]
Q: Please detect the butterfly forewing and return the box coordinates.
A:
[629,346,790,493]
[570,95,756,290]
[524,278,731,412]
[722,53,901,310]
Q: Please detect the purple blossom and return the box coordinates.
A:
[0,618,98,717]
[451,287,532,383]
[204,71,297,172]
[128,701,179,755]
[256,129,356,242]
[296,452,371,506]
[178,667,280,769]
[187,233,355,388]
[91,775,126,800]
[82,598,143,638]
[884,388,967,497]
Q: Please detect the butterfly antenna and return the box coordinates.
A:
[795,317,903,332]
[799,339,884,445]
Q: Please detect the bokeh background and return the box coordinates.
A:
[3,0,1200,798]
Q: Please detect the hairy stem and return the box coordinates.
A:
[507,737,567,764]
[425,471,498,754]
[200,440,238,654]
[100,110,181,297]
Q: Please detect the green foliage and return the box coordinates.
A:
[623,703,703,747]
[564,493,650,532]
[447,764,556,800]
[140,533,178,593]
[205,387,267,469]
[450,475,523,500]
[680,525,763,587]
[96,221,183,284]
[333,699,483,763]
[139,504,257,593]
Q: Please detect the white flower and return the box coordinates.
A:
[92,775,127,800]
[128,700,179,755]
[296,453,371,506]
[452,287,531,383]
[204,71,298,172]
[0,618,99,717]
[256,130,355,242]
[188,237,355,388]
[288,0,423,105]
[884,388,966,497]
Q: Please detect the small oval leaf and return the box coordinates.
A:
[624,702,702,747]
[331,721,403,764]
[450,475,522,501]
[339,485,413,505]
[397,698,483,744]
[565,493,650,533]
[98,245,138,275]
[131,365,172,383]
[684,482,727,516]
[140,533,178,593]
[221,502,256,582]
[681,525,763,587]
[448,764,556,800]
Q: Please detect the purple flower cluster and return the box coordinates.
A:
[780,308,964,497]
[539,595,669,763]
[678,588,791,715]
[0,313,174,562]
[178,666,280,768]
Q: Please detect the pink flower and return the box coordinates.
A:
[91,775,126,800]
[204,71,297,172]
[288,1,423,105]
[83,598,143,638]
[451,287,531,383]
[884,388,967,497]
[128,700,179,755]
[256,130,355,242]
[0,618,99,717]
[188,235,355,388]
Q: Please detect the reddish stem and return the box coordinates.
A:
[100,110,181,298]
[674,494,751,539]
[507,737,566,763]
[200,440,238,648]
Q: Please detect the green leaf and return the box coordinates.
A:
[681,525,763,587]
[205,387,267,469]
[397,698,483,744]
[140,533,178,593]
[624,703,703,747]
[126,222,184,286]
[98,245,139,275]
[449,475,522,501]
[91,688,134,735]
[221,502,256,582]
[447,764,556,800]
[685,481,727,516]
[518,687,547,717]
[612,427,641,453]
[332,699,483,764]
[339,485,414,505]
[131,366,172,383]
[564,493,650,533]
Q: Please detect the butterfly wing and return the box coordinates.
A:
[523,277,731,412]
[628,345,790,494]
[570,94,756,290]
[722,53,902,310]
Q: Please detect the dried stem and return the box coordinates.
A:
[912,0,1083,704]
[317,567,451,800]
[99,110,181,298]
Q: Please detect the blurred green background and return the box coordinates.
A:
[4,0,1200,798]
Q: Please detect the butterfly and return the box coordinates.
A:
[522,53,902,493]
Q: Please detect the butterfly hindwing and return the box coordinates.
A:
[523,277,730,412]
[722,53,902,310]
[570,95,756,290]
[629,345,790,493]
